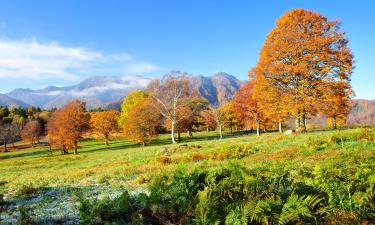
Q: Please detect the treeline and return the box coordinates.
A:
[0,106,47,152]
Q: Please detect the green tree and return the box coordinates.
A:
[118,90,148,128]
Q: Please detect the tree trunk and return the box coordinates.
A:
[73,142,78,154]
[301,112,307,132]
[31,138,34,148]
[188,130,193,137]
[3,140,7,152]
[171,120,176,144]
[104,134,109,146]
[178,130,181,143]
[333,115,337,130]
[230,125,233,134]
[219,124,223,139]
[278,120,283,133]
[206,127,209,132]
[256,119,260,137]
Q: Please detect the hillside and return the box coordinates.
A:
[6,72,244,109]
[0,93,30,108]
[0,128,373,223]
[347,99,375,125]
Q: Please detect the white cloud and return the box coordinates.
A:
[0,38,159,80]
[127,62,160,74]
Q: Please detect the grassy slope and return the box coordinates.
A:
[0,128,374,195]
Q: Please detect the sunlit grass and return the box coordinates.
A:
[0,127,373,195]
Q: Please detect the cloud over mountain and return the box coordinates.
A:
[0,38,160,81]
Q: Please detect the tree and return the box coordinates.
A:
[0,123,10,152]
[47,100,90,154]
[320,81,353,129]
[184,96,209,136]
[252,72,289,133]
[90,110,120,145]
[164,105,194,142]
[232,82,263,136]
[21,120,41,147]
[254,9,353,131]
[199,109,217,132]
[217,102,241,134]
[147,77,190,144]
[123,100,161,146]
[118,90,149,128]
[9,115,25,148]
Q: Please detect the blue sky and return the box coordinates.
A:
[0,0,374,99]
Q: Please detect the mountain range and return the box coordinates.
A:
[3,71,244,109]
[1,72,374,125]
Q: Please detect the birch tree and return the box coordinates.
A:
[147,77,190,144]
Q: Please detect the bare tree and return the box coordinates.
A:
[147,77,190,144]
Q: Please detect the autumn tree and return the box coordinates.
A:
[118,90,149,128]
[90,110,120,145]
[21,120,41,147]
[251,71,289,133]
[164,105,194,142]
[254,9,353,131]
[217,102,241,134]
[123,100,161,146]
[199,109,217,132]
[47,100,90,154]
[232,82,263,136]
[184,96,209,136]
[0,123,10,152]
[320,81,353,129]
[147,77,190,144]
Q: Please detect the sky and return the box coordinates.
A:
[0,0,374,99]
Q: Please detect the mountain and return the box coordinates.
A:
[7,75,151,109]
[347,99,375,125]
[6,72,245,109]
[0,93,30,108]
[161,70,245,106]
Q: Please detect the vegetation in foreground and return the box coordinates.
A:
[0,127,374,224]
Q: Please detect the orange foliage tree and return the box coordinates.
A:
[320,81,353,129]
[90,110,120,145]
[253,9,353,131]
[251,70,289,133]
[232,82,263,136]
[47,100,90,154]
[20,120,41,147]
[199,109,217,132]
[123,100,161,146]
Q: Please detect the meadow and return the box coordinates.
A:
[0,127,374,224]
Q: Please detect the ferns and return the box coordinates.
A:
[77,162,374,224]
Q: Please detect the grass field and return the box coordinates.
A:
[0,127,374,223]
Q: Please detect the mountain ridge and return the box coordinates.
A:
[5,72,245,109]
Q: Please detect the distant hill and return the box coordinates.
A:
[106,71,245,109]
[162,70,245,105]
[0,93,30,108]
[6,72,244,110]
[347,99,375,125]
[6,75,151,109]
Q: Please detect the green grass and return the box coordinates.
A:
[0,127,373,195]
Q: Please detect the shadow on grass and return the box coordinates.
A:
[0,149,52,160]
